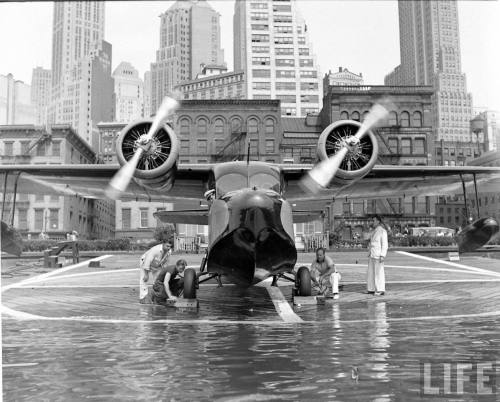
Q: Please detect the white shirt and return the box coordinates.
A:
[140,244,170,270]
[369,225,388,259]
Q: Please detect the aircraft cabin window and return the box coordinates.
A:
[250,173,280,193]
[217,173,248,196]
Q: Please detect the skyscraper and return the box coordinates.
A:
[112,62,144,123]
[31,67,52,126]
[0,73,35,125]
[143,71,152,118]
[385,0,473,141]
[49,2,113,145]
[150,0,225,112]
[233,0,322,117]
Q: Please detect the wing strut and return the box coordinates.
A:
[1,172,8,221]
[473,173,480,219]
[459,173,469,221]
[9,172,22,226]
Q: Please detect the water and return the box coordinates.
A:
[3,303,500,401]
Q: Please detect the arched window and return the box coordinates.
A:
[340,111,349,120]
[231,117,242,134]
[179,118,190,136]
[400,111,410,127]
[351,111,360,122]
[388,111,398,126]
[214,118,224,135]
[247,118,259,134]
[412,111,422,127]
[265,118,274,134]
[197,118,208,135]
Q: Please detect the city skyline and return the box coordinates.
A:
[0,0,499,112]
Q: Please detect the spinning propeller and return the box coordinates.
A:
[105,96,180,199]
[300,99,394,194]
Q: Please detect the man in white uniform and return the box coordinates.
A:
[139,241,172,303]
[367,215,388,296]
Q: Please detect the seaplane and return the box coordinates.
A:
[1,97,499,299]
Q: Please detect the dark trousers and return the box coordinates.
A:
[152,278,184,303]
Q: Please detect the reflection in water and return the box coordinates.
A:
[367,302,392,401]
[3,301,500,400]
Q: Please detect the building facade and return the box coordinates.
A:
[0,74,35,125]
[150,0,225,112]
[0,124,114,239]
[143,71,152,118]
[49,2,113,147]
[112,61,144,123]
[385,0,473,142]
[31,67,52,126]
[324,67,363,89]
[321,84,436,237]
[175,67,246,101]
[233,0,322,117]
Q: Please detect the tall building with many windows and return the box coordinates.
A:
[31,67,52,126]
[49,2,113,146]
[233,0,321,117]
[150,0,225,112]
[385,0,473,142]
[112,61,144,123]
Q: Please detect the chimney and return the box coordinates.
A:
[338,67,342,72]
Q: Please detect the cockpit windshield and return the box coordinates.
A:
[215,169,281,197]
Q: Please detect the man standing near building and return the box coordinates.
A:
[367,215,388,296]
[139,240,172,303]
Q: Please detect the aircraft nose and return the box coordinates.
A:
[233,191,278,238]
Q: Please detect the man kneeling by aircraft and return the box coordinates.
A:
[310,247,341,300]
[151,259,187,304]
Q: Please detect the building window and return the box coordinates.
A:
[252,57,270,65]
[275,59,295,67]
[18,209,28,230]
[180,140,189,155]
[214,118,224,135]
[231,118,242,134]
[251,34,269,43]
[413,138,425,154]
[49,209,59,230]
[197,118,208,135]
[252,82,271,90]
[140,208,148,228]
[276,82,296,91]
[277,95,296,103]
[179,118,190,135]
[388,111,398,126]
[266,139,275,153]
[340,111,349,120]
[401,138,411,154]
[250,139,259,157]
[215,139,225,153]
[351,111,360,121]
[122,208,131,229]
[34,209,44,231]
[248,118,259,134]
[52,141,61,156]
[276,70,295,78]
[252,69,271,78]
[300,95,319,103]
[36,142,46,156]
[413,111,422,127]
[21,141,30,154]
[4,142,14,156]
[197,139,207,154]
[388,138,398,153]
[265,118,274,134]
[400,111,410,127]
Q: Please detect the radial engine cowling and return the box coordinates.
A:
[116,119,180,192]
[316,120,379,185]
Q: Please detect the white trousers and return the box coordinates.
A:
[367,257,385,292]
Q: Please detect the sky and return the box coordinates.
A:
[0,0,499,112]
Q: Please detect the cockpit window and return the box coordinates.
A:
[216,173,247,196]
[250,173,280,193]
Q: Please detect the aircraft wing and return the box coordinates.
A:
[282,165,500,202]
[0,163,213,202]
[154,209,209,225]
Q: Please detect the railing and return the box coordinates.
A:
[174,235,206,254]
[299,233,329,252]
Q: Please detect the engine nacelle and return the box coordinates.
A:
[316,120,379,185]
[116,119,180,192]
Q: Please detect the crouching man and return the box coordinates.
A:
[151,259,187,304]
[139,241,172,303]
[311,247,341,299]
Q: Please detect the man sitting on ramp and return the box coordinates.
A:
[151,259,187,304]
